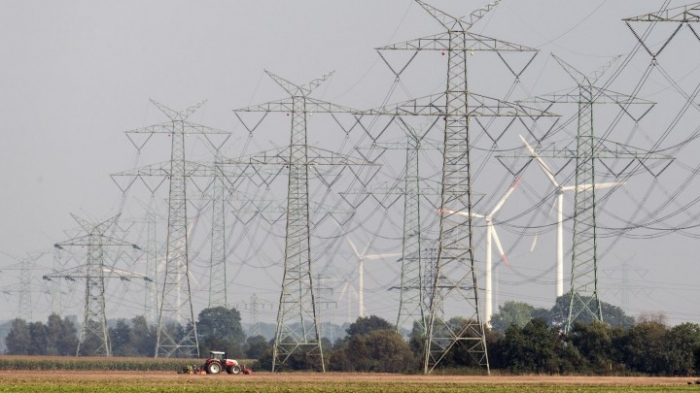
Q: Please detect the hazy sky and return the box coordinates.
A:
[2,0,699,328]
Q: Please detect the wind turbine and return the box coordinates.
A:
[438,176,520,324]
[519,134,623,299]
[343,236,401,319]
[337,278,359,324]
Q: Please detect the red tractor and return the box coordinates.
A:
[203,351,241,375]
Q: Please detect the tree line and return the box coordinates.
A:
[4,300,700,376]
[3,306,263,358]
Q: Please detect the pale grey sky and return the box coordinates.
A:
[1,0,699,327]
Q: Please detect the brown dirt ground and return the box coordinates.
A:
[0,370,695,386]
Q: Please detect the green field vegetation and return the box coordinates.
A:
[0,355,254,372]
[0,377,698,393]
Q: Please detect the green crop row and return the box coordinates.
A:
[0,383,697,393]
[0,356,197,371]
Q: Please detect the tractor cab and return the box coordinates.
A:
[209,351,226,361]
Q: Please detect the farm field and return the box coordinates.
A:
[0,371,698,392]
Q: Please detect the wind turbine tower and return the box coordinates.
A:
[343,234,401,318]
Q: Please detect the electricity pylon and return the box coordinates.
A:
[398,129,425,332]
[518,55,656,332]
[354,121,442,334]
[50,214,142,356]
[0,251,45,321]
[50,244,76,315]
[248,294,261,337]
[209,158,228,308]
[111,100,230,358]
[369,0,555,373]
[224,70,373,372]
[144,206,159,323]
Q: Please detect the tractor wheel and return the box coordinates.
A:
[229,366,241,375]
[207,362,222,374]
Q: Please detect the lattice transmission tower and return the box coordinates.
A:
[144,205,159,323]
[112,100,230,357]
[224,70,373,372]
[49,214,142,356]
[353,120,441,334]
[209,158,228,308]
[369,0,555,373]
[518,55,656,332]
[0,251,45,321]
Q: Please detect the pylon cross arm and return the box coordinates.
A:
[468,93,558,118]
[375,32,537,52]
[519,87,655,106]
[235,97,362,115]
[624,3,700,22]
[111,161,223,177]
[221,146,377,167]
[181,122,230,135]
[124,123,175,134]
[54,235,135,249]
[367,92,557,118]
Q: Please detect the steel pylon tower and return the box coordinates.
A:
[209,159,227,308]
[0,251,44,321]
[50,245,75,315]
[112,100,230,358]
[249,294,261,337]
[225,70,372,372]
[144,206,159,323]
[397,131,426,333]
[370,0,554,373]
[51,214,141,356]
[359,125,440,333]
[519,55,655,332]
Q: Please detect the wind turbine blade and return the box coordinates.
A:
[490,227,510,268]
[339,281,349,301]
[349,283,358,297]
[330,217,363,258]
[531,197,557,252]
[561,181,624,192]
[436,209,482,218]
[363,253,402,261]
[345,236,361,258]
[187,216,198,238]
[490,177,521,216]
[519,134,560,188]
